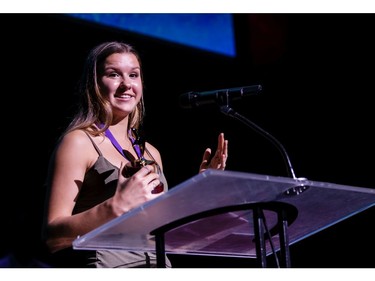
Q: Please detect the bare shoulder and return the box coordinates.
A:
[56,130,100,161]
[145,142,161,157]
[59,130,93,149]
[145,142,163,167]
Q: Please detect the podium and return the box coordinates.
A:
[73,169,375,267]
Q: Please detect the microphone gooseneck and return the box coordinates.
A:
[180,84,302,180]
[220,105,298,180]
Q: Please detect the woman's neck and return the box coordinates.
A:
[108,124,129,142]
[108,116,129,139]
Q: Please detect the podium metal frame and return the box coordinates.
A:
[73,169,375,267]
[150,201,296,267]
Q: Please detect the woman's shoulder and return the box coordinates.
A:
[53,129,103,163]
[145,141,160,156]
[61,129,91,144]
[59,129,101,152]
[145,141,163,167]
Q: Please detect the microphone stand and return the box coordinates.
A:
[220,105,298,180]
[219,103,308,268]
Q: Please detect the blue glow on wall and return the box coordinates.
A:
[69,14,236,57]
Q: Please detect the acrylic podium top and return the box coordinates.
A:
[73,169,375,258]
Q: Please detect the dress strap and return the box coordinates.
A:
[84,131,103,156]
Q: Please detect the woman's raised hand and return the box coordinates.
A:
[199,133,228,173]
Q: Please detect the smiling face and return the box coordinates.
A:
[98,52,143,119]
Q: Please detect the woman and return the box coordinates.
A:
[42,41,228,268]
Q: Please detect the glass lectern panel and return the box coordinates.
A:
[73,169,375,258]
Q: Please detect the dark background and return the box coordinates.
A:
[1,13,375,268]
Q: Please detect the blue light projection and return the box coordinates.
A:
[69,14,236,57]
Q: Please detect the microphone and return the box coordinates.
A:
[179,85,262,109]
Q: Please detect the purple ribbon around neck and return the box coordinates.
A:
[98,123,143,160]
[128,129,143,159]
